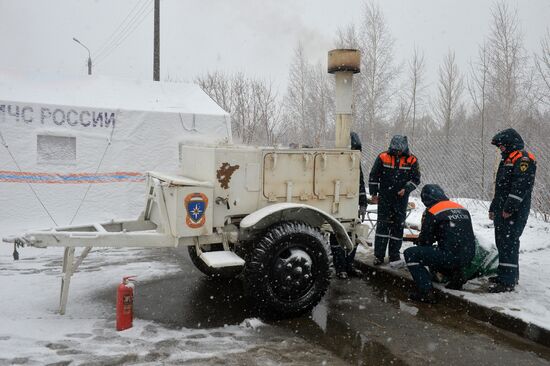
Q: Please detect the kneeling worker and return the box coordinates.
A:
[404,184,475,303]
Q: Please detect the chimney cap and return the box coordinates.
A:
[328,49,361,74]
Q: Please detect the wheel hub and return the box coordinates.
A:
[272,248,314,301]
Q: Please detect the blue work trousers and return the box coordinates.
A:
[404,246,462,293]
[374,197,408,261]
[494,213,528,286]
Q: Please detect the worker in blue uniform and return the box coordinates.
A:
[404,184,476,303]
[369,135,420,267]
[488,128,536,293]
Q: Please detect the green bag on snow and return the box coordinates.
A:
[462,238,499,280]
[432,238,499,283]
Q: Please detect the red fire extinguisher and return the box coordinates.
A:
[116,276,136,331]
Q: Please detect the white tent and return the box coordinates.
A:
[0,71,231,234]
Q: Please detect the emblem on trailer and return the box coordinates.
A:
[185,193,209,228]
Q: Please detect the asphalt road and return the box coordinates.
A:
[103,247,550,365]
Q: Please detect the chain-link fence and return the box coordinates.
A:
[361,134,550,221]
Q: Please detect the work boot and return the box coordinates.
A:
[431,271,445,283]
[389,259,405,269]
[408,289,437,304]
[488,282,515,293]
[336,271,349,280]
[445,273,466,290]
[445,278,465,290]
[488,276,519,285]
[373,257,384,266]
[347,267,363,278]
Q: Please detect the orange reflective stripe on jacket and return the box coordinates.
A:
[380,152,393,166]
[428,200,464,215]
[509,150,522,164]
[400,155,417,167]
[379,152,417,168]
[506,150,536,165]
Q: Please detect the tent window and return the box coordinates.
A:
[37,135,76,164]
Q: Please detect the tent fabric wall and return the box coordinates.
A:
[0,72,231,234]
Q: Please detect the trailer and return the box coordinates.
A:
[5,143,373,317]
[4,49,369,318]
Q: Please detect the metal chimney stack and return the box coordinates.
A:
[328,49,360,149]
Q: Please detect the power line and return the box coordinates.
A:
[95,1,151,63]
[95,2,153,65]
[95,6,153,66]
[93,0,148,58]
[94,5,153,66]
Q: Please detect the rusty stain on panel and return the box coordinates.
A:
[216,162,240,189]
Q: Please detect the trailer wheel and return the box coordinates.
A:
[244,221,331,318]
[187,244,243,279]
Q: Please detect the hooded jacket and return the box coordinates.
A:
[492,128,525,157]
[417,184,475,264]
[489,128,536,215]
[368,135,420,198]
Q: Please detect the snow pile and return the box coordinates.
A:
[359,197,550,331]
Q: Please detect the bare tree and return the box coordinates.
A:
[486,1,527,128]
[196,71,233,113]
[406,46,426,141]
[467,42,490,196]
[359,1,398,136]
[284,42,310,143]
[283,42,334,147]
[393,96,410,133]
[197,72,284,145]
[231,73,254,143]
[251,79,284,145]
[535,29,550,106]
[335,23,360,49]
[434,50,464,142]
[306,63,334,146]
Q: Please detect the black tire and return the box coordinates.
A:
[244,221,331,318]
[187,244,243,279]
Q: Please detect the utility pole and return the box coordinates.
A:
[153,0,160,81]
[73,37,92,75]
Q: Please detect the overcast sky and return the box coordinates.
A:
[1,0,549,95]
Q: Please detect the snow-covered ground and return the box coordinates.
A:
[358,197,550,332]
[0,245,344,365]
[1,197,549,364]
[0,246,212,364]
